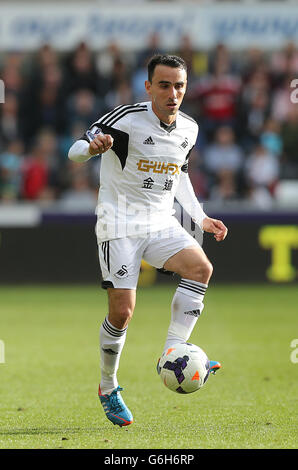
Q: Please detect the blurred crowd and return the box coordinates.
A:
[0,35,298,209]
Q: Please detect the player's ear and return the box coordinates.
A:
[145,80,152,96]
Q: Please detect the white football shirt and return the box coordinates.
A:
[69,101,206,242]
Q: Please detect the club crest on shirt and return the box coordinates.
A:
[180,137,189,149]
[114,265,129,278]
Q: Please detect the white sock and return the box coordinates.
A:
[99,316,127,395]
[164,278,208,351]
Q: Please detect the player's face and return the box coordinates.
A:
[145,65,187,124]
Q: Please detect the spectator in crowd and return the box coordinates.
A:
[22,143,51,200]
[245,142,279,197]
[241,66,271,110]
[22,128,59,200]
[270,41,298,85]
[66,89,99,132]
[94,41,130,99]
[18,45,64,146]
[105,79,133,110]
[271,74,296,123]
[0,140,24,202]
[240,47,266,81]
[131,59,148,103]
[260,118,283,158]
[131,33,163,102]
[209,169,238,203]
[189,58,241,144]
[63,42,99,96]
[110,57,131,93]
[237,65,271,149]
[245,140,280,209]
[136,32,163,69]
[0,92,20,147]
[59,169,97,211]
[239,89,271,152]
[208,42,238,76]
[203,126,244,197]
[29,44,59,80]
[1,53,24,95]
[38,63,66,133]
[95,42,122,78]
[280,105,298,178]
[175,35,208,84]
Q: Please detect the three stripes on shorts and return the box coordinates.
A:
[101,241,110,272]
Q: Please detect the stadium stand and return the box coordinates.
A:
[0,34,298,207]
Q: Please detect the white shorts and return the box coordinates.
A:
[98,219,201,289]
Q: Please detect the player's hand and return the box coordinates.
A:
[202,217,228,242]
[89,134,114,156]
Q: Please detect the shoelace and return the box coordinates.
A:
[109,388,124,413]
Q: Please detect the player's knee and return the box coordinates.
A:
[207,261,213,281]
[201,260,213,282]
[110,304,134,329]
[191,260,213,284]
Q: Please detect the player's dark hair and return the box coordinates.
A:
[147,54,187,83]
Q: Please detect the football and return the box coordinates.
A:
[157,342,210,394]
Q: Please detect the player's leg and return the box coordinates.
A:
[97,237,143,426]
[143,223,212,351]
[98,287,136,427]
[164,245,213,284]
[162,244,213,350]
[145,226,221,374]
[100,288,136,394]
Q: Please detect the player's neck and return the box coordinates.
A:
[151,102,177,125]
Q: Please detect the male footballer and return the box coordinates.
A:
[69,54,228,427]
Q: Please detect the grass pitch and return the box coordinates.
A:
[0,284,297,449]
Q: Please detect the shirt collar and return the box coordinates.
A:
[160,120,177,133]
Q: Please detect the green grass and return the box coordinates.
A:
[0,284,297,449]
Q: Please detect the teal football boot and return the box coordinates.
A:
[98,385,133,427]
[209,360,221,374]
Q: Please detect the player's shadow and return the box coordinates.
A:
[0,427,101,436]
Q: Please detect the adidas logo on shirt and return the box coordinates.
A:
[143,136,155,145]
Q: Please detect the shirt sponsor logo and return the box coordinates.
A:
[163,178,173,191]
[137,159,180,175]
[142,177,154,189]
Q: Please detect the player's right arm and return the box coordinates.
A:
[69,103,140,166]
[68,131,113,163]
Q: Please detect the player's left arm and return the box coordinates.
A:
[202,216,228,242]
[175,170,228,243]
